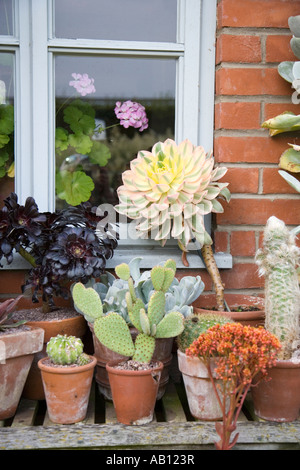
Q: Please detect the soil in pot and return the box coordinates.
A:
[193,293,265,327]
[251,359,300,422]
[0,326,44,420]
[38,355,97,424]
[13,307,87,400]
[106,359,163,425]
[90,323,173,400]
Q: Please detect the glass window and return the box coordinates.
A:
[55,55,176,209]
[0,52,14,204]
[0,0,13,36]
[54,0,177,42]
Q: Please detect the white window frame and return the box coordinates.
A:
[1,0,232,269]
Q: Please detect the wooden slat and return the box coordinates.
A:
[10,399,39,427]
[161,383,187,423]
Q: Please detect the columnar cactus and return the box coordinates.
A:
[72,260,185,363]
[177,312,233,352]
[255,216,300,360]
[46,334,90,366]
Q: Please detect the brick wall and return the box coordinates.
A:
[213,0,300,299]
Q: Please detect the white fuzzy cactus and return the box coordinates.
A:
[256,216,300,360]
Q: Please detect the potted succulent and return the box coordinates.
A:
[115,137,265,324]
[0,192,117,399]
[186,322,281,450]
[74,256,204,399]
[177,312,233,420]
[0,296,44,420]
[251,216,300,422]
[72,262,184,425]
[38,334,96,424]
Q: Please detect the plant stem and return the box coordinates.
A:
[18,246,36,268]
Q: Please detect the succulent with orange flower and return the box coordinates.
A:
[115,138,230,309]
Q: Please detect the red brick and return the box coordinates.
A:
[215,102,261,129]
[216,68,292,96]
[222,167,259,194]
[219,263,263,290]
[264,102,300,121]
[230,231,256,256]
[266,35,296,63]
[216,34,261,64]
[214,231,229,252]
[214,135,300,164]
[217,198,300,225]
[262,167,300,194]
[217,0,300,29]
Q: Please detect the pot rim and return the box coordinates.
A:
[38,355,97,374]
[273,359,300,369]
[106,359,164,376]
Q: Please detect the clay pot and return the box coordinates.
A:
[89,323,173,400]
[251,359,300,422]
[22,313,87,400]
[193,293,265,327]
[177,349,226,420]
[0,326,44,420]
[38,355,97,424]
[106,360,163,425]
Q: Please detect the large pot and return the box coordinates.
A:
[0,326,44,419]
[106,359,163,425]
[22,312,87,400]
[251,359,300,422]
[38,355,96,424]
[193,293,265,327]
[89,323,173,400]
[177,349,226,421]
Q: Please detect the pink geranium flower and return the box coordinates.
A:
[69,73,96,96]
[114,100,148,132]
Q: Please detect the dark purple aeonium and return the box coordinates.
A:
[0,193,118,312]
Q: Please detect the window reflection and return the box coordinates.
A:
[0,0,13,36]
[0,53,14,205]
[54,0,177,42]
[55,56,175,209]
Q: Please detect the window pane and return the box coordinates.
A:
[0,52,14,205]
[0,0,13,36]
[54,0,177,42]
[55,55,175,209]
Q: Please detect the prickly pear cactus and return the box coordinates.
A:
[256,216,300,359]
[46,334,84,365]
[177,312,233,352]
[72,282,103,323]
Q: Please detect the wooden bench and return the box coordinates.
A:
[1,376,299,450]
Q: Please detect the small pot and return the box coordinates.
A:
[0,326,44,420]
[193,293,265,327]
[177,349,226,421]
[38,355,97,424]
[106,360,163,425]
[251,359,300,422]
[23,313,87,400]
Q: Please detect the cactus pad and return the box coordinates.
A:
[155,311,184,338]
[72,282,103,323]
[147,290,165,326]
[94,312,135,357]
[132,333,156,362]
[115,263,131,281]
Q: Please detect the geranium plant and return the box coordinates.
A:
[186,322,281,450]
[115,138,231,310]
[0,192,117,313]
[55,73,148,205]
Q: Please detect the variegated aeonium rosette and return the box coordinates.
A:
[115,138,230,256]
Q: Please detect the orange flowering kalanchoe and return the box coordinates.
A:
[186,322,281,450]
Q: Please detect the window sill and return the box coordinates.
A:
[1,247,232,271]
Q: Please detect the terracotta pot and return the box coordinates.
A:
[177,349,226,421]
[38,355,97,424]
[22,313,87,400]
[251,359,300,422]
[0,326,44,419]
[89,323,173,400]
[193,293,265,327]
[106,359,163,425]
